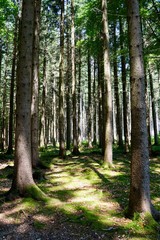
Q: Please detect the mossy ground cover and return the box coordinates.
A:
[0,146,160,239]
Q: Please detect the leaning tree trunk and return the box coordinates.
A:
[127,0,159,220]
[9,0,45,199]
[31,0,41,167]
[102,0,113,166]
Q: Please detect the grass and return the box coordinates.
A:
[0,145,160,239]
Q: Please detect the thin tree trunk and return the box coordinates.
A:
[7,20,18,154]
[120,18,129,153]
[78,37,81,145]
[59,0,66,158]
[148,67,159,145]
[87,51,92,148]
[113,24,123,148]
[31,0,41,166]
[102,0,113,166]
[71,0,79,155]
[66,0,71,150]
[40,50,47,148]
[93,59,97,145]
[98,55,103,148]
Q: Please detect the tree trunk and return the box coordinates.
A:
[119,18,129,153]
[127,0,159,219]
[78,37,82,145]
[31,0,41,167]
[148,67,159,145]
[102,0,113,166]
[71,0,79,155]
[9,0,45,199]
[40,50,47,148]
[93,59,97,145]
[7,19,18,154]
[87,51,92,148]
[113,23,123,148]
[59,0,66,158]
[98,55,103,148]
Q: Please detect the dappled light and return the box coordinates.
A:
[0,148,159,239]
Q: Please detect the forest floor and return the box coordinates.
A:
[0,146,160,240]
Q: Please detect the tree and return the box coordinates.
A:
[59,0,66,158]
[127,0,159,220]
[31,0,41,166]
[71,0,79,155]
[9,0,45,199]
[102,0,113,166]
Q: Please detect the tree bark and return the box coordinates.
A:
[87,51,92,148]
[9,0,45,199]
[148,67,159,145]
[31,0,41,166]
[113,23,123,148]
[7,19,18,154]
[120,18,129,153]
[59,0,66,158]
[71,0,79,155]
[102,0,113,166]
[127,0,159,219]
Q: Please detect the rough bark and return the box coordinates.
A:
[9,0,45,199]
[102,0,113,166]
[127,0,159,219]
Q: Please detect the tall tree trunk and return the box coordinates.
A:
[51,75,56,147]
[102,0,113,166]
[93,59,97,145]
[120,18,129,153]
[1,57,8,151]
[40,50,47,148]
[9,0,45,199]
[87,51,92,148]
[59,0,66,158]
[71,0,79,155]
[113,23,123,148]
[66,0,71,150]
[7,19,18,154]
[148,67,159,145]
[78,37,82,145]
[127,0,159,219]
[31,0,41,167]
[98,55,103,148]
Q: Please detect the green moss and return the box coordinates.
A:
[25,184,49,202]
